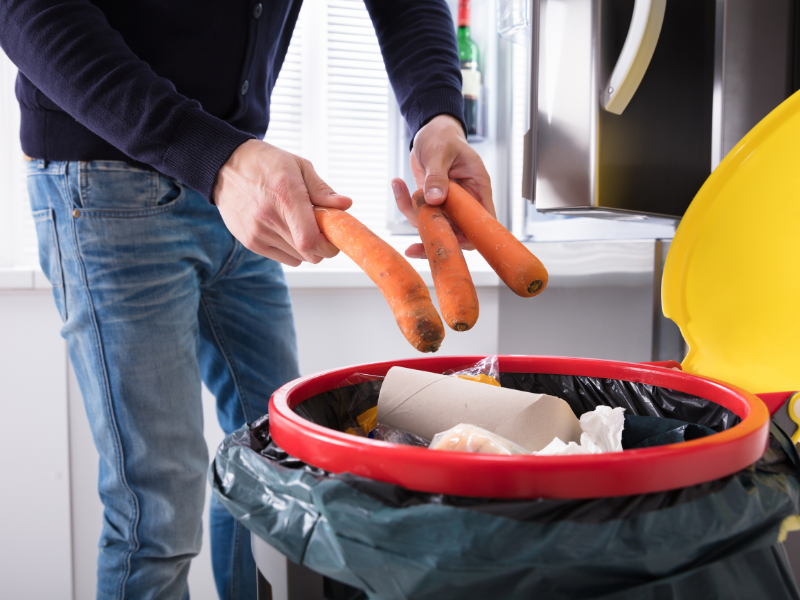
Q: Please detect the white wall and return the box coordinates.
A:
[0,291,73,599]
[291,286,500,375]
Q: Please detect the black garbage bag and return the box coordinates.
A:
[209,372,800,600]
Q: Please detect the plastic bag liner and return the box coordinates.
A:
[210,372,800,600]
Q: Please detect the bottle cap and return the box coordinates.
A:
[458,0,470,27]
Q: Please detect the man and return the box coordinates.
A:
[0,0,492,598]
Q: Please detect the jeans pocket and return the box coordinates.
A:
[156,174,184,207]
[79,162,186,217]
[32,208,67,321]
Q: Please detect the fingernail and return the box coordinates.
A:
[427,187,444,201]
[391,181,401,199]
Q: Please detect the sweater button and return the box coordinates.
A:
[252,3,263,19]
[241,80,250,95]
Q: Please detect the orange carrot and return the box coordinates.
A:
[412,190,479,331]
[443,181,548,297]
[314,207,445,352]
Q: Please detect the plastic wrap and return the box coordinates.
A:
[444,354,500,386]
[430,424,530,455]
[371,424,429,447]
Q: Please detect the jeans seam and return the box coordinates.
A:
[229,520,241,599]
[199,296,254,424]
[204,240,246,288]
[79,162,89,208]
[66,176,142,600]
[60,167,74,211]
[150,171,157,207]
[73,204,182,219]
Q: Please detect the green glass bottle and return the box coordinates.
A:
[458,0,481,136]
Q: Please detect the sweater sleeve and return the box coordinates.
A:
[0,0,253,200]
[363,0,466,141]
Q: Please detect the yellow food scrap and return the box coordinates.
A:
[356,406,378,433]
[456,374,501,387]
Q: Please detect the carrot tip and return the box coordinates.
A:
[428,341,441,353]
[453,323,469,332]
[527,280,544,295]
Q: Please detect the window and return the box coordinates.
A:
[0,0,396,269]
[0,50,36,269]
[265,0,394,235]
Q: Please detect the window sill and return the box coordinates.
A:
[0,261,499,291]
[0,267,53,290]
[0,235,501,291]
[0,238,662,291]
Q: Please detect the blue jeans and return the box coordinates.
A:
[27,160,300,600]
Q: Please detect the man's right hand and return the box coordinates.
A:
[213,139,352,266]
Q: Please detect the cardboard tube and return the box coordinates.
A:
[377,367,582,452]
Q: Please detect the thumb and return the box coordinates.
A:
[422,157,451,206]
[299,159,352,210]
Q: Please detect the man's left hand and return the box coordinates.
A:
[391,114,494,259]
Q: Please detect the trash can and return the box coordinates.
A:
[210,356,800,600]
[210,83,800,599]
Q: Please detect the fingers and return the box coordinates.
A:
[404,242,427,259]
[421,153,452,206]
[257,246,303,267]
[282,196,339,262]
[409,150,425,191]
[411,114,495,217]
[294,159,346,259]
[299,159,353,210]
[454,232,475,252]
[391,178,417,227]
[248,223,320,264]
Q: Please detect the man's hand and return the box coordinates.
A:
[213,139,352,266]
[392,114,494,259]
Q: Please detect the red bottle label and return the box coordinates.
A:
[458,0,471,27]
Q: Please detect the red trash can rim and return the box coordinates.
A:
[268,355,770,499]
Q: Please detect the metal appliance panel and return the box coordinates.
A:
[535,0,716,219]
[535,0,598,213]
[531,0,794,221]
[714,0,796,166]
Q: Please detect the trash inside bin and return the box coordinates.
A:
[266,356,771,499]
[209,360,800,600]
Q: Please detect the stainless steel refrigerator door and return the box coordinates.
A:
[534,0,718,220]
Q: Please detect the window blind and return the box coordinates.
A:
[265,0,392,235]
[324,0,390,233]
[264,12,304,157]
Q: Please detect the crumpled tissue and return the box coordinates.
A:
[535,406,625,455]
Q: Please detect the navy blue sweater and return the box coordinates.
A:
[0,0,464,200]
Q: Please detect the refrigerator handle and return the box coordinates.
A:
[603,0,667,115]
[521,0,540,202]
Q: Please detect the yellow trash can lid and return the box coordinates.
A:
[663,91,800,395]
